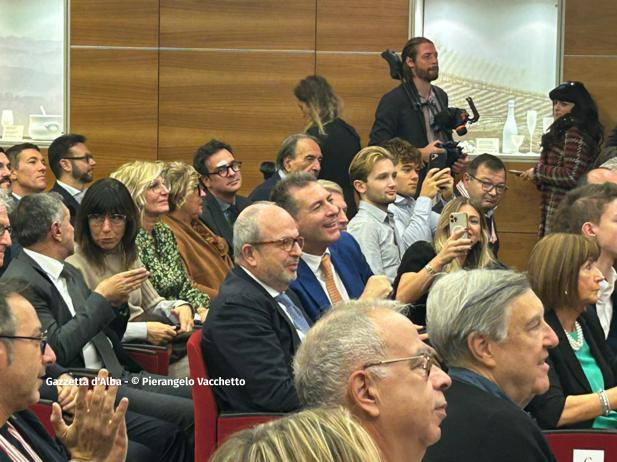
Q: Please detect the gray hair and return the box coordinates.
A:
[270,172,316,218]
[276,133,319,171]
[427,269,530,367]
[232,202,277,263]
[0,189,13,215]
[293,299,406,407]
[0,280,33,364]
[12,192,66,247]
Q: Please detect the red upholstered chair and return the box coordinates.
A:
[544,429,617,461]
[186,330,283,460]
[29,399,55,437]
[123,343,171,375]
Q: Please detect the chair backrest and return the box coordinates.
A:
[544,429,617,461]
[187,330,218,460]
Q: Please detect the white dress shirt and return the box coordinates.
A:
[301,249,350,303]
[596,267,616,339]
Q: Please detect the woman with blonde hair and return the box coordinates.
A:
[294,74,360,217]
[110,161,210,325]
[526,233,617,430]
[160,161,232,299]
[210,406,382,462]
[394,197,502,324]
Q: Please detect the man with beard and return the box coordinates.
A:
[48,133,97,225]
[0,148,11,191]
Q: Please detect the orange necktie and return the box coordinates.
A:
[320,253,343,305]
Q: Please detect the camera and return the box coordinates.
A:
[436,141,465,167]
[434,98,480,136]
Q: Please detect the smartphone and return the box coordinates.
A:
[428,152,447,170]
[508,169,524,175]
[449,212,469,239]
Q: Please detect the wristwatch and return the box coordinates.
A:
[424,263,435,274]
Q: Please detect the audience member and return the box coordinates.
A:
[295,75,360,217]
[161,162,233,300]
[210,406,382,462]
[424,269,558,462]
[347,146,401,281]
[578,167,617,186]
[6,142,47,202]
[455,153,507,255]
[526,233,617,430]
[111,161,210,320]
[193,139,251,255]
[383,137,450,248]
[0,147,11,191]
[202,203,311,412]
[520,81,604,236]
[48,133,96,225]
[249,134,322,201]
[1,192,195,452]
[271,173,391,322]
[393,197,501,325]
[552,183,617,352]
[317,179,349,230]
[0,280,128,462]
[294,299,451,462]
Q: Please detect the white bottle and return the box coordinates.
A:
[502,100,518,154]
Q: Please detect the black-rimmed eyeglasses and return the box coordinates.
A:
[469,174,508,194]
[0,329,48,354]
[250,236,304,252]
[207,161,242,178]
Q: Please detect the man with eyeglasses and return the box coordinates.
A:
[294,299,451,462]
[249,133,323,202]
[202,202,312,412]
[456,153,507,256]
[424,269,558,462]
[193,139,252,255]
[47,133,97,226]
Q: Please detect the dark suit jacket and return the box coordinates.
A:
[526,309,617,429]
[289,232,373,322]
[50,181,80,226]
[248,171,282,202]
[0,411,70,462]
[425,379,555,462]
[202,266,311,413]
[199,192,251,255]
[591,287,617,355]
[1,251,138,371]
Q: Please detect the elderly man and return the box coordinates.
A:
[271,173,391,321]
[424,269,558,462]
[249,134,323,201]
[294,299,451,462]
[202,202,312,412]
[578,167,617,186]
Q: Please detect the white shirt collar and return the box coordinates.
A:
[301,248,331,274]
[23,248,64,281]
[240,266,283,298]
[57,180,85,198]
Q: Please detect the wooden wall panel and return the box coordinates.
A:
[316,54,401,146]
[564,0,617,55]
[70,49,159,179]
[71,0,159,47]
[495,161,542,234]
[497,232,538,272]
[158,51,314,193]
[160,0,315,50]
[316,0,408,52]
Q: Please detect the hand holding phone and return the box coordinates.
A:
[449,212,469,240]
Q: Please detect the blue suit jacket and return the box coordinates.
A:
[290,232,373,322]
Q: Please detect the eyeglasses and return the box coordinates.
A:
[207,161,242,177]
[363,352,438,379]
[62,154,95,163]
[0,329,48,354]
[469,174,508,194]
[250,236,304,252]
[0,224,11,235]
[88,213,127,228]
[148,179,168,193]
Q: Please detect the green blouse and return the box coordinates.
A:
[136,222,211,310]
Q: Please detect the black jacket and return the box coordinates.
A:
[199,192,251,256]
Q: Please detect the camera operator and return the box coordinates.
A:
[369,37,468,176]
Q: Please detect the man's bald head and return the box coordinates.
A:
[583,168,617,186]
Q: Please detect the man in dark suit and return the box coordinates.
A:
[193,139,251,255]
[424,269,558,462]
[202,202,311,412]
[5,143,47,203]
[47,133,96,225]
[249,134,323,202]
[271,173,391,322]
[1,193,194,459]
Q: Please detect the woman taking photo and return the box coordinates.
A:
[521,81,604,236]
[111,160,210,323]
[294,74,361,217]
[394,197,501,324]
[526,233,617,429]
[161,161,233,299]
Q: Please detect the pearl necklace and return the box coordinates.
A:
[565,321,584,351]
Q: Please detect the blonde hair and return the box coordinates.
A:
[433,197,496,273]
[210,406,382,462]
[317,179,343,196]
[349,146,394,186]
[110,161,165,222]
[160,161,200,213]
[294,75,342,136]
